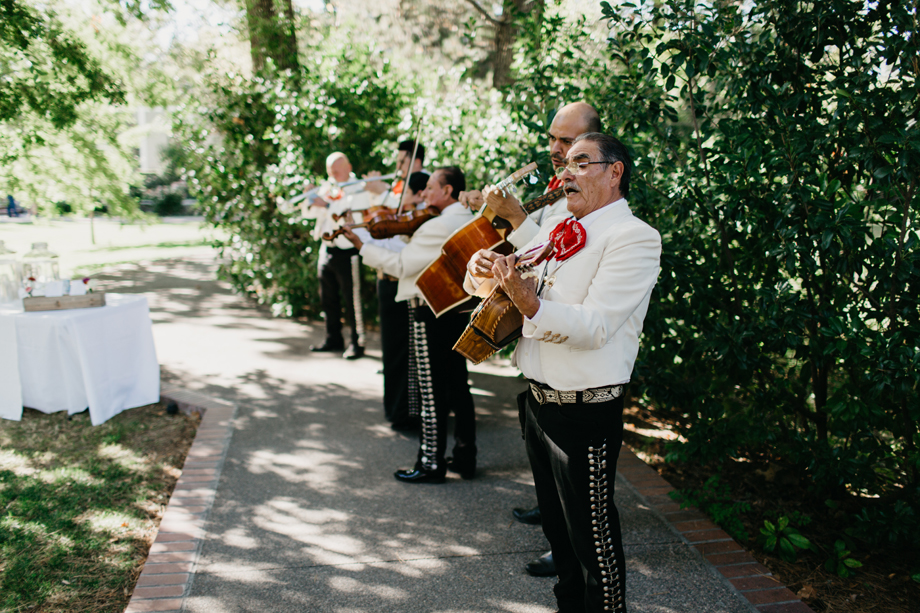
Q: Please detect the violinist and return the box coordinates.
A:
[342,167,478,484]
[304,152,372,360]
[361,171,430,431]
[365,140,427,208]
[360,139,428,431]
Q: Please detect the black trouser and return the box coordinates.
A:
[378,277,409,423]
[412,304,476,472]
[525,388,627,613]
[318,246,363,347]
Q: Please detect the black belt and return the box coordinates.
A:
[529,381,626,405]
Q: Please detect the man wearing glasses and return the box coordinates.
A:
[460,101,602,250]
[465,133,661,613]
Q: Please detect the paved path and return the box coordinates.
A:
[97,257,811,613]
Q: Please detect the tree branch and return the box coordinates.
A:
[462,0,502,25]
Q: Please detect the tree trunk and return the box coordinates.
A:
[245,0,300,74]
[491,0,537,88]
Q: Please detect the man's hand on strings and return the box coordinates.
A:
[492,254,540,318]
[458,190,484,211]
[467,249,503,279]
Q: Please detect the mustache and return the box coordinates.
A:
[563,182,581,196]
[551,153,565,164]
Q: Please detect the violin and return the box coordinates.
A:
[322,205,440,242]
[331,204,394,224]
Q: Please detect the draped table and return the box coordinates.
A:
[0,293,160,425]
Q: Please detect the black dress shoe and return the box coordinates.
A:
[525,551,556,577]
[394,467,445,484]
[342,344,364,359]
[512,506,542,525]
[310,341,344,353]
[446,456,476,480]
[446,444,477,480]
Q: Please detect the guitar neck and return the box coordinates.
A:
[521,187,565,215]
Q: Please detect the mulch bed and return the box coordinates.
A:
[622,403,919,613]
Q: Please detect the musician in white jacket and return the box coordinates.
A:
[302,152,372,359]
[343,167,478,484]
[466,133,661,613]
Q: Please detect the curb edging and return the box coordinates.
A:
[616,447,816,613]
[124,387,237,613]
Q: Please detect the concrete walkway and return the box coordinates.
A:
[99,257,811,613]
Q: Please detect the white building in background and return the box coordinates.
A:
[137,107,170,175]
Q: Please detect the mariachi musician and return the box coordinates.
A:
[303,152,372,360]
[362,141,429,431]
[465,133,661,613]
[458,101,604,577]
[342,167,478,484]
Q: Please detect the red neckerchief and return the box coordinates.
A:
[548,217,587,261]
[392,180,404,195]
[547,175,562,192]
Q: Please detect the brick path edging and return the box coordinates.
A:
[123,391,813,613]
[616,447,816,613]
[125,387,237,613]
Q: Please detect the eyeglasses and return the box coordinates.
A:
[554,159,617,178]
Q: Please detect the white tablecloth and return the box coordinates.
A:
[0,293,160,425]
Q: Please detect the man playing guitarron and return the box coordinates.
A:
[465,133,661,613]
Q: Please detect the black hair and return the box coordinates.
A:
[573,132,632,198]
[398,140,425,164]
[435,166,466,200]
[407,171,429,195]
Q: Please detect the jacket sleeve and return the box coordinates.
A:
[360,220,446,280]
[523,222,661,350]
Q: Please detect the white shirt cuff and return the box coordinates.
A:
[522,300,544,337]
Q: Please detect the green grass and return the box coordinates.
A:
[0,405,199,612]
[83,239,211,253]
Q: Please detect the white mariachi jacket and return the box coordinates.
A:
[505,194,568,249]
[468,201,661,391]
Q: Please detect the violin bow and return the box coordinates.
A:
[396,119,425,215]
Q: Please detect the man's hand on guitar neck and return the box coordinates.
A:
[482,185,528,229]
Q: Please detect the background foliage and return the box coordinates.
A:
[593,0,919,548]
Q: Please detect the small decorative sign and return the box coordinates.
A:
[23,293,106,312]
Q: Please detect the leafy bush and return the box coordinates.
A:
[760,516,812,562]
[176,41,408,318]
[592,0,919,546]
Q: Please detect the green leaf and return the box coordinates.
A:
[843,558,863,569]
[787,533,811,549]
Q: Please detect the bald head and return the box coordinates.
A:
[555,102,602,134]
[548,102,602,169]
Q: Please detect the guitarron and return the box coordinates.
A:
[452,241,555,364]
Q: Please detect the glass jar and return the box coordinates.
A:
[0,241,19,303]
[21,242,60,296]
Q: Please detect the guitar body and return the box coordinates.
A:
[417,216,514,317]
[415,161,563,318]
[452,290,523,364]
